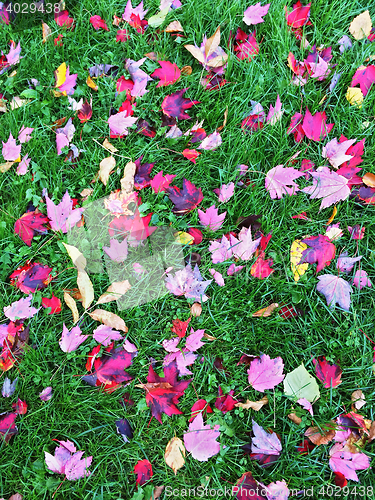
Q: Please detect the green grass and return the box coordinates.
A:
[1,0,375,498]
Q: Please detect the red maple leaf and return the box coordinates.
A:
[41,294,62,314]
[151,61,181,87]
[139,360,191,423]
[167,178,204,214]
[77,100,93,123]
[339,135,365,168]
[334,471,348,488]
[215,386,237,413]
[90,15,109,31]
[312,356,342,388]
[287,112,305,142]
[190,128,207,143]
[136,119,156,138]
[357,186,375,205]
[134,156,155,189]
[116,76,134,95]
[351,65,375,97]
[285,1,311,28]
[251,254,274,279]
[134,459,153,487]
[55,9,74,28]
[234,29,259,60]
[187,227,203,244]
[9,261,53,294]
[189,399,213,422]
[108,212,157,241]
[299,234,336,272]
[129,13,147,34]
[14,210,49,246]
[0,412,18,443]
[171,317,191,338]
[302,107,334,142]
[297,438,315,454]
[161,88,200,120]
[182,148,201,163]
[234,472,267,499]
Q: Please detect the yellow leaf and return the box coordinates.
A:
[326,206,337,225]
[86,75,98,91]
[96,280,131,305]
[346,87,364,107]
[235,396,269,411]
[205,26,221,58]
[62,242,86,271]
[102,138,118,153]
[349,10,372,40]
[63,292,79,324]
[164,20,184,32]
[0,161,15,173]
[98,156,116,186]
[184,44,206,65]
[290,239,308,282]
[165,437,185,475]
[180,65,192,76]
[174,231,194,245]
[252,303,279,317]
[77,270,94,309]
[89,309,128,332]
[54,62,67,88]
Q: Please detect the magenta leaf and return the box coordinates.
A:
[59,324,89,352]
[317,274,352,311]
[209,235,233,263]
[2,133,21,161]
[351,65,375,97]
[57,66,78,95]
[183,413,221,461]
[329,443,370,481]
[150,171,176,193]
[123,0,148,22]
[266,95,283,125]
[150,60,181,87]
[302,108,334,141]
[243,2,270,25]
[312,356,342,388]
[213,182,235,202]
[302,167,350,210]
[247,353,285,392]
[46,190,84,233]
[250,419,282,464]
[6,41,22,65]
[90,15,109,30]
[265,165,304,199]
[198,205,226,231]
[209,268,225,286]
[353,269,372,290]
[39,386,53,401]
[65,451,93,480]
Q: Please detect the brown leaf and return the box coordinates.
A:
[206,53,228,68]
[165,437,185,474]
[80,188,93,200]
[50,116,66,131]
[217,106,228,132]
[148,486,164,500]
[145,52,160,61]
[96,280,131,304]
[368,421,375,442]
[363,172,375,188]
[349,10,372,40]
[181,65,192,76]
[87,75,98,91]
[98,156,116,186]
[288,412,302,425]
[0,98,7,113]
[89,309,128,332]
[252,303,279,317]
[102,138,118,153]
[184,45,206,65]
[113,14,122,26]
[190,303,202,317]
[77,270,94,309]
[205,26,221,58]
[62,242,86,271]
[305,423,336,445]
[235,396,269,411]
[42,22,52,43]
[164,20,184,32]
[203,332,216,341]
[63,292,79,324]
[351,390,366,410]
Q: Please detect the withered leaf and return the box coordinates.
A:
[89,309,128,332]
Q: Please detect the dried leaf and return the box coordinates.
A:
[0,161,15,173]
[180,65,192,76]
[349,10,372,40]
[77,270,94,309]
[252,303,279,317]
[164,20,184,32]
[363,172,375,188]
[235,396,268,411]
[326,207,337,225]
[62,242,86,271]
[205,26,221,59]
[86,75,98,91]
[288,412,302,425]
[184,45,206,65]
[42,22,52,43]
[102,138,118,153]
[63,292,79,324]
[98,156,116,186]
[203,332,216,341]
[89,309,128,332]
[80,188,93,200]
[305,423,336,445]
[96,280,131,304]
[165,437,185,474]
[120,161,136,195]
[190,303,202,317]
[351,390,366,410]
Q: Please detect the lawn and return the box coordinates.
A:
[1,0,375,498]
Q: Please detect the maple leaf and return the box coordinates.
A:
[338,135,365,168]
[184,27,228,72]
[215,386,236,413]
[353,270,372,290]
[2,376,17,397]
[161,88,200,120]
[14,210,49,247]
[125,58,153,97]
[298,234,336,272]
[5,41,22,65]
[0,412,18,443]
[55,9,74,27]
[134,459,153,486]
[134,157,155,189]
[18,125,33,144]
[136,118,156,138]
[183,413,221,461]
[41,294,61,314]
[198,131,222,150]
[213,182,235,202]
[305,56,330,81]
[312,356,342,388]
[167,178,203,213]
[285,1,311,28]
[329,443,370,481]
[265,164,304,199]
[230,227,261,261]
[243,2,270,25]
[151,61,181,87]
[90,15,109,30]
[103,238,128,262]
[45,440,92,481]
[245,419,282,467]
[16,154,31,175]
[116,29,130,42]
[46,191,84,233]
[322,138,356,169]
[317,274,352,311]
[287,112,305,142]
[182,148,201,163]
[348,225,365,240]
[10,261,53,294]
[77,100,93,123]
[336,252,362,273]
[165,264,212,303]
[198,205,226,231]
[59,324,88,352]
[123,0,148,23]
[302,108,334,142]
[4,295,39,321]
[302,167,350,210]
[351,64,375,97]
[190,399,213,422]
[266,95,283,125]
[247,353,285,392]
[55,63,77,95]
[150,171,176,193]
[209,268,224,286]
[93,325,123,346]
[55,117,75,155]
[209,235,233,263]
[234,29,259,61]
[171,317,191,338]
[108,110,138,136]
[2,133,21,161]
[233,472,267,499]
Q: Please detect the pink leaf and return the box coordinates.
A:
[125,58,153,97]
[317,274,352,311]
[227,263,244,275]
[265,481,290,500]
[198,131,222,150]
[55,117,75,155]
[57,66,78,95]
[3,294,39,320]
[39,386,53,401]
[163,338,180,352]
[347,225,365,240]
[46,190,84,233]
[150,61,181,87]
[116,29,130,42]
[150,171,176,193]
[123,0,148,22]
[213,182,235,202]
[198,205,226,231]
[265,164,304,199]
[351,65,375,97]
[230,227,261,261]
[103,238,128,262]
[243,2,270,25]
[336,252,362,273]
[6,41,22,65]
[90,15,109,30]
[209,268,225,286]
[266,95,283,125]
[165,263,212,303]
[108,110,138,135]
[59,324,89,352]
[251,419,282,456]
[93,325,123,346]
[64,451,92,481]
[2,133,21,161]
[247,354,285,392]
[183,412,221,461]
[306,56,330,81]
[18,126,33,144]
[16,154,31,175]
[302,108,334,142]
[353,270,372,290]
[329,443,370,481]
[185,328,205,351]
[322,138,356,169]
[302,166,350,210]
[209,235,233,263]
[297,398,314,416]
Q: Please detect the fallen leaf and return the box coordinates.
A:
[317,274,352,311]
[247,353,285,392]
[98,156,116,186]
[252,303,279,317]
[134,459,153,486]
[62,242,86,271]
[165,437,185,474]
[349,10,372,40]
[284,364,320,402]
[59,324,88,352]
[305,423,336,445]
[235,396,268,411]
[363,172,375,187]
[96,280,131,304]
[312,356,342,388]
[164,20,183,32]
[288,412,302,425]
[63,292,79,324]
[89,309,128,332]
[183,412,221,461]
[329,442,370,481]
[77,270,94,309]
[351,390,366,410]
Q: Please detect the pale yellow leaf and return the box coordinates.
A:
[120,160,136,195]
[63,292,79,324]
[89,309,128,332]
[98,156,116,186]
[205,26,221,58]
[235,396,268,411]
[62,242,86,271]
[184,45,206,65]
[349,10,372,40]
[80,188,93,200]
[164,20,184,32]
[206,53,228,68]
[97,280,131,304]
[290,239,309,282]
[148,7,169,28]
[42,22,52,43]
[77,270,94,309]
[10,97,30,109]
[102,138,118,153]
[0,161,15,173]
[165,437,185,474]
[0,98,7,113]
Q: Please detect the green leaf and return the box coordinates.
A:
[283,364,320,402]
[147,7,169,27]
[20,89,38,99]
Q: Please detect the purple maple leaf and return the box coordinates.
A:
[198,131,222,151]
[2,133,21,161]
[317,274,352,311]
[103,238,128,262]
[46,190,84,233]
[123,0,148,22]
[336,252,362,273]
[302,166,350,210]
[125,58,153,97]
[198,205,226,231]
[59,324,89,352]
[243,2,270,25]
